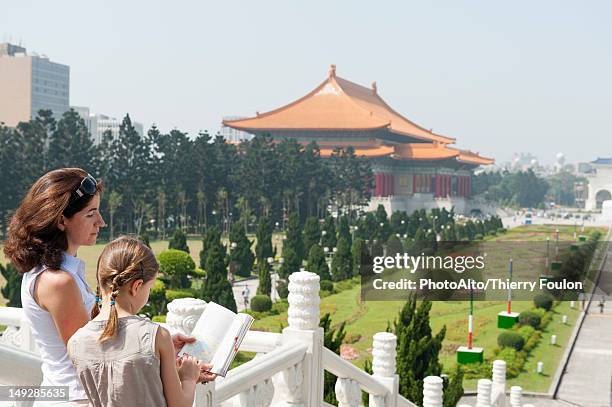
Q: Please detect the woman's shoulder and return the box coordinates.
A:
[36,269,80,298]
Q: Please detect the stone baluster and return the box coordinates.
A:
[491,360,507,407]
[509,386,522,407]
[166,298,207,335]
[476,378,492,407]
[280,271,323,407]
[273,361,304,406]
[335,378,362,407]
[370,332,398,407]
[234,378,275,407]
[422,376,443,407]
[194,382,217,407]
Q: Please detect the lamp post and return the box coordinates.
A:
[228,241,237,283]
[267,256,279,301]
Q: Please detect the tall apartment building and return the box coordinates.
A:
[73,106,144,145]
[0,43,69,127]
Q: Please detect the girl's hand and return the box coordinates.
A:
[177,355,200,382]
[198,363,217,383]
[171,333,195,354]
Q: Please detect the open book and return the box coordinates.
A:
[177,302,254,377]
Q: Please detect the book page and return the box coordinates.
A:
[209,313,254,376]
[177,302,237,363]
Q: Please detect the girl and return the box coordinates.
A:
[67,236,213,407]
[4,168,106,405]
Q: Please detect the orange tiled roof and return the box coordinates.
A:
[223,65,454,144]
[318,143,494,165]
[319,145,395,158]
[450,148,495,165]
[393,143,459,160]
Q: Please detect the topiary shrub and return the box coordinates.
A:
[168,228,190,253]
[519,310,542,329]
[474,234,483,240]
[158,249,196,289]
[271,299,289,314]
[165,289,194,302]
[320,280,334,292]
[497,331,525,350]
[276,280,289,299]
[533,293,553,311]
[251,295,272,312]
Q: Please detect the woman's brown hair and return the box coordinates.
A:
[92,236,159,342]
[3,168,104,273]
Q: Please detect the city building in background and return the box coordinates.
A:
[0,42,69,127]
[224,65,494,215]
[73,106,143,145]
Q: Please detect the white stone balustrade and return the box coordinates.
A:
[476,379,492,407]
[491,360,506,407]
[509,386,522,407]
[422,376,443,407]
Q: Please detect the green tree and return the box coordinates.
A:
[255,216,274,263]
[337,215,352,246]
[393,296,459,406]
[321,216,337,249]
[157,249,195,290]
[229,223,255,278]
[303,216,321,256]
[256,261,272,296]
[168,228,190,253]
[351,238,365,277]
[279,212,305,279]
[307,244,331,281]
[200,226,225,270]
[202,245,237,312]
[47,109,97,171]
[331,237,352,281]
[0,263,22,307]
[375,204,391,242]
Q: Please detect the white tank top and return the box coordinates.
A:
[21,253,95,403]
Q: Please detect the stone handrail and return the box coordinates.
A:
[215,342,307,402]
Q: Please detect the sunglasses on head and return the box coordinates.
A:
[70,174,98,202]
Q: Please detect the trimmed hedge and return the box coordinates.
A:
[518,310,541,329]
[276,280,289,299]
[251,295,272,312]
[320,280,334,292]
[534,293,553,311]
[165,289,194,302]
[497,332,525,351]
[158,249,196,289]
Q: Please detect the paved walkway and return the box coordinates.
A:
[555,243,612,407]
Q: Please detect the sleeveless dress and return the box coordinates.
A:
[67,316,167,407]
[21,253,95,404]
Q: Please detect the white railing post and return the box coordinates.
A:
[166,298,207,335]
[509,385,522,407]
[279,271,323,407]
[476,378,492,407]
[370,332,398,407]
[491,360,507,407]
[422,376,443,407]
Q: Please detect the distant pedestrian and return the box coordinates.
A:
[599,296,605,314]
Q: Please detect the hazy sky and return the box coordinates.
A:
[2,1,611,165]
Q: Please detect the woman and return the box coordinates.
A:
[4,168,212,406]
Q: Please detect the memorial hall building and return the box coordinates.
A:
[223,65,494,215]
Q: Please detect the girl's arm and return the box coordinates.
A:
[157,326,200,407]
[37,270,89,345]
